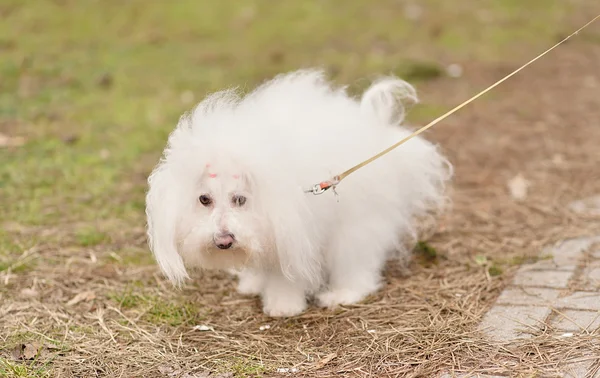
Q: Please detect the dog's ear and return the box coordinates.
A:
[253,170,322,287]
[145,162,189,286]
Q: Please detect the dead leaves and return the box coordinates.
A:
[10,342,62,361]
[11,343,40,360]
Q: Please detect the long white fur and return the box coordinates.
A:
[145,69,452,317]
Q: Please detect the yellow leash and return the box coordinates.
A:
[306,14,600,196]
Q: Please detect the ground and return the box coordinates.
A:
[1,1,600,377]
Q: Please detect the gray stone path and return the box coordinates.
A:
[442,234,600,377]
[439,197,600,377]
[479,236,600,343]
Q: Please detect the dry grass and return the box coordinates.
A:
[2,1,600,377]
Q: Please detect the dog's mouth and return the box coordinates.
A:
[200,246,250,271]
[213,233,236,250]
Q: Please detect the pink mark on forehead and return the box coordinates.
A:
[209,173,217,178]
[232,174,240,179]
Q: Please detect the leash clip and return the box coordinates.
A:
[304,177,340,196]
[305,183,330,195]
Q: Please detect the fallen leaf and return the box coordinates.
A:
[11,344,24,360]
[0,132,25,147]
[23,343,40,359]
[11,343,43,360]
[66,290,96,306]
[10,343,41,361]
[507,174,530,201]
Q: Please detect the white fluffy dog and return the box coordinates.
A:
[145,69,452,317]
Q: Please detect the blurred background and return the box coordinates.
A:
[0,0,588,239]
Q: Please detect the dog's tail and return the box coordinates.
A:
[360,77,418,125]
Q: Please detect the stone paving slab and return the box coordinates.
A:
[544,237,600,266]
[511,269,573,288]
[495,287,560,306]
[479,304,551,341]
[555,291,600,311]
[553,309,600,332]
[442,234,600,377]
[562,358,600,378]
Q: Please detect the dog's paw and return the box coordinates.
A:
[316,289,367,308]
[262,297,307,318]
[236,273,264,296]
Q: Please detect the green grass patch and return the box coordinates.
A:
[1,330,67,378]
[113,248,156,267]
[487,264,504,277]
[506,253,553,267]
[0,0,576,237]
[414,240,439,267]
[146,300,200,327]
[395,61,445,82]
[406,104,450,124]
[108,290,149,310]
[75,229,109,247]
[0,259,36,274]
[0,358,50,378]
[212,357,268,378]
[416,241,438,260]
[108,287,201,326]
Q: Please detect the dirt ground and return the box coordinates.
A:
[1,2,600,377]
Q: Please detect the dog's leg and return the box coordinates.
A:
[317,220,390,308]
[261,271,307,317]
[235,268,264,296]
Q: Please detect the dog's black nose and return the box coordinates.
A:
[216,241,233,250]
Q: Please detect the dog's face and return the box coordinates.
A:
[175,161,270,272]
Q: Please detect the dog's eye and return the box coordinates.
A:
[199,195,212,206]
[232,195,247,207]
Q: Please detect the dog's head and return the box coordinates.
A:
[146,87,323,287]
[176,159,271,271]
[145,145,274,285]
